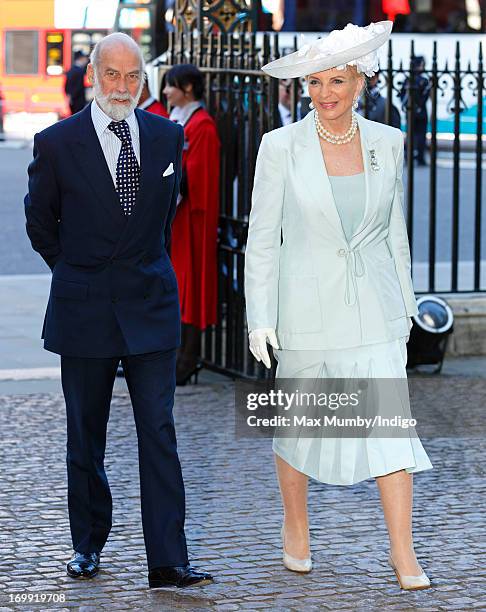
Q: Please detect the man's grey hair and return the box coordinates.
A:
[90,32,145,75]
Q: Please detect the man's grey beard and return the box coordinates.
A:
[93,73,143,121]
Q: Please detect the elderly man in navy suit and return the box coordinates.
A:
[24,33,212,589]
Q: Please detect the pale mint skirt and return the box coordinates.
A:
[272,337,433,486]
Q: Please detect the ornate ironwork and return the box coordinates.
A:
[176,0,257,35]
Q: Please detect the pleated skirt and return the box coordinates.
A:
[272,337,433,486]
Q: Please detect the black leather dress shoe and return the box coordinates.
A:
[148,564,213,588]
[66,552,100,579]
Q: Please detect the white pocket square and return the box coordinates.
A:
[162,162,174,177]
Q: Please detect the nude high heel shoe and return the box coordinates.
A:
[388,553,431,590]
[281,525,312,573]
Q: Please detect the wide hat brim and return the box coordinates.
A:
[261,21,393,79]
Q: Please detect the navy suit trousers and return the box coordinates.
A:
[61,348,188,569]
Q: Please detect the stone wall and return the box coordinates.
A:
[436,293,486,356]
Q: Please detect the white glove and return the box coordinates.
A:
[248,328,280,369]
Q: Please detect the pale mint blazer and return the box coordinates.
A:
[244,111,419,350]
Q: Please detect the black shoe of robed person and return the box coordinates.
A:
[148,564,213,588]
[66,551,100,579]
[176,362,202,386]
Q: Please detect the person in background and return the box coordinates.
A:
[382,0,411,21]
[138,73,169,117]
[270,0,296,31]
[0,85,4,141]
[277,79,303,127]
[64,50,89,115]
[399,56,431,166]
[357,71,401,128]
[162,64,221,385]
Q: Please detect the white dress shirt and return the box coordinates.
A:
[169,101,203,126]
[90,100,140,187]
[138,96,156,110]
[278,102,302,126]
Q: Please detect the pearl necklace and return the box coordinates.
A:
[314,110,358,145]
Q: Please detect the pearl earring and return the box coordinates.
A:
[309,100,315,110]
[352,97,359,111]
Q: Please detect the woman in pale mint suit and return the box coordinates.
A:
[244,21,432,590]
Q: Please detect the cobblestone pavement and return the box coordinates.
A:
[0,378,485,611]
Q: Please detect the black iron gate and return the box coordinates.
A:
[155,32,485,378]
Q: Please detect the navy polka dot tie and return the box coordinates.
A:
[108,120,140,216]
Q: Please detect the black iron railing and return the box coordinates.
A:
[155,31,486,378]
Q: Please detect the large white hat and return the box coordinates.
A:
[262,21,393,79]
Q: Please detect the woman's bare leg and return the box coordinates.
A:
[376,469,424,575]
[275,453,310,559]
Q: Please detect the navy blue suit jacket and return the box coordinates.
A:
[25,103,184,358]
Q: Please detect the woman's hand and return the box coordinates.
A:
[249,328,280,369]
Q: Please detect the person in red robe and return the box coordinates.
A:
[137,74,169,117]
[382,0,411,22]
[162,64,221,385]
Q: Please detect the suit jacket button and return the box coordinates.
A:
[111,297,118,303]
[337,248,346,257]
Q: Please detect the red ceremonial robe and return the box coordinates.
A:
[170,107,221,330]
[145,99,169,118]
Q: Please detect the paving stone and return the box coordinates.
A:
[0,380,485,609]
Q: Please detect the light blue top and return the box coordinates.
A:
[328,172,366,242]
